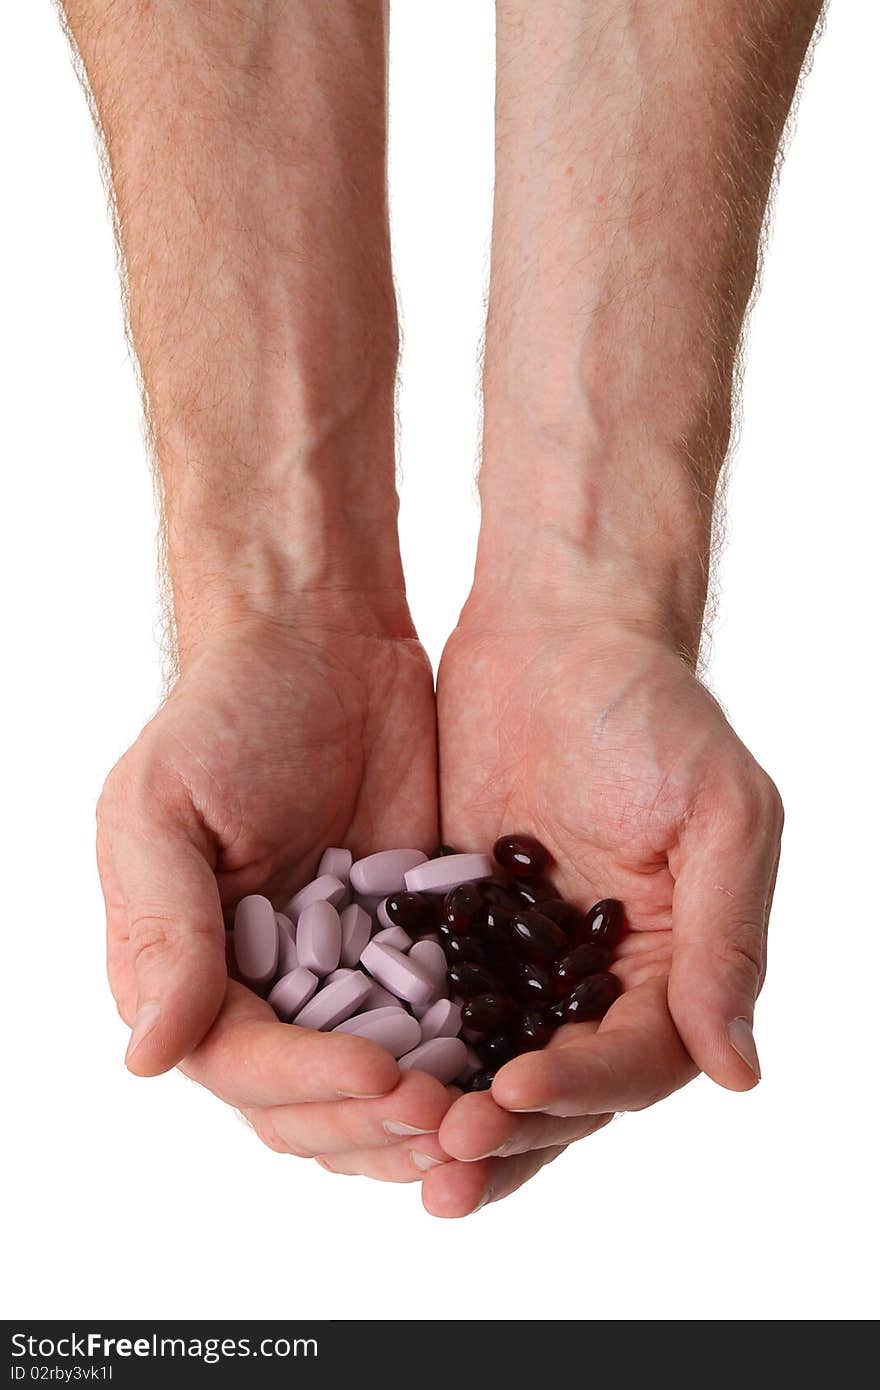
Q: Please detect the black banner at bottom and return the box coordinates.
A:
[1,1319,862,1385]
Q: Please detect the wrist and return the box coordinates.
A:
[472,440,712,662]
[166,478,413,662]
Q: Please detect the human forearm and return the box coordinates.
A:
[476,0,823,658]
[61,0,403,655]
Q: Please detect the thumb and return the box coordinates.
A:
[99,775,228,1077]
[667,779,783,1091]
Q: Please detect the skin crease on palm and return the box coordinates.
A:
[64,0,824,1220]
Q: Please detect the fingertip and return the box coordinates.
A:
[489,1053,551,1114]
[437,1091,514,1161]
[421,1157,494,1218]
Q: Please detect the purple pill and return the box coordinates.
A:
[350,849,428,897]
[233,895,279,987]
[324,967,357,985]
[296,900,342,977]
[358,980,404,1013]
[293,972,372,1031]
[275,913,298,976]
[398,1037,468,1084]
[408,939,447,995]
[339,903,372,967]
[282,874,347,921]
[360,941,437,1008]
[334,1006,421,1058]
[317,847,353,882]
[403,854,493,894]
[419,998,462,1041]
[267,967,319,1021]
[372,925,413,952]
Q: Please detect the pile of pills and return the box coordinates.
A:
[232,836,623,1091]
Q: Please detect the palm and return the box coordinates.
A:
[102,617,437,1026]
[437,621,755,1081]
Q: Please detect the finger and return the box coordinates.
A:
[243,1070,453,1157]
[490,977,697,1117]
[98,770,227,1077]
[668,773,783,1091]
[421,1146,567,1218]
[180,980,400,1105]
[316,1132,451,1183]
[438,1089,613,1161]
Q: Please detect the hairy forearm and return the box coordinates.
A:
[61,0,402,652]
[477,0,823,657]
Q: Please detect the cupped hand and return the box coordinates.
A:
[97,605,452,1173]
[427,613,782,1216]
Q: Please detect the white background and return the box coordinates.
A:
[3,2,877,1322]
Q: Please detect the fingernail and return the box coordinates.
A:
[411,1150,445,1171]
[383,1120,437,1137]
[124,1001,161,1066]
[507,1105,549,1114]
[336,1090,389,1100]
[728,1017,761,1079]
[472,1187,494,1214]
[467,1138,516,1161]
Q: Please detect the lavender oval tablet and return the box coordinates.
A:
[372,925,412,952]
[360,940,437,1007]
[350,849,428,897]
[408,939,447,995]
[324,967,357,985]
[318,847,353,882]
[339,903,372,967]
[398,1037,468,1084]
[268,967,318,1022]
[419,998,462,1042]
[293,972,372,1031]
[282,874,347,921]
[359,980,405,1013]
[296,900,342,977]
[233,895,279,987]
[335,1006,421,1058]
[275,913,298,976]
[404,853,493,894]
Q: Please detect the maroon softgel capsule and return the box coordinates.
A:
[510,879,556,908]
[557,972,621,1022]
[515,1008,554,1052]
[553,943,611,997]
[442,882,485,932]
[461,992,514,1038]
[510,909,568,965]
[383,891,436,934]
[493,834,551,880]
[510,958,555,1006]
[540,898,588,935]
[478,1032,517,1069]
[447,961,503,999]
[468,1069,495,1092]
[443,932,490,966]
[578,898,624,950]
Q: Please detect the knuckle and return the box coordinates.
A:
[251,1114,312,1159]
[716,925,764,985]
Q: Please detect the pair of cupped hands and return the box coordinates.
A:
[97,586,782,1217]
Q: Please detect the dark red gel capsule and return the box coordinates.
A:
[510,879,556,908]
[461,992,514,1038]
[447,961,503,999]
[442,882,485,932]
[383,892,435,933]
[478,1033,517,1069]
[432,844,459,858]
[511,959,555,1006]
[553,943,611,997]
[468,1070,495,1093]
[558,972,621,1022]
[578,898,624,950]
[540,898,588,935]
[443,932,490,966]
[481,880,522,913]
[493,834,551,880]
[515,1009,554,1052]
[510,910,568,965]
